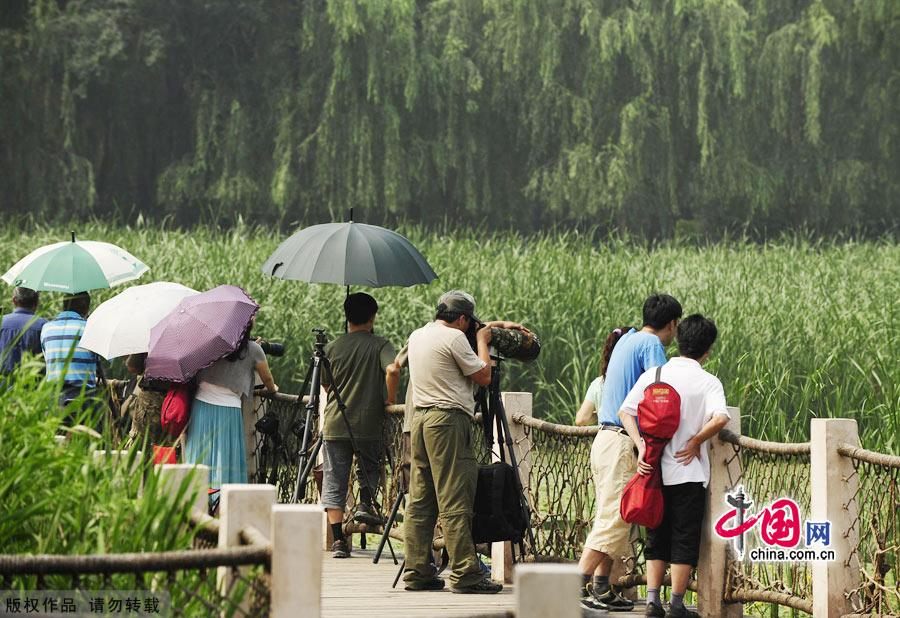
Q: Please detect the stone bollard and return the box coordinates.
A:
[515,564,580,618]
[157,463,210,517]
[811,419,861,618]
[491,391,533,584]
[93,449,144,494]
[218,484,277,612]
[698,407,742,618]
[271,505,323,618]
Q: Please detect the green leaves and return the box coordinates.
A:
[0,365,195,555]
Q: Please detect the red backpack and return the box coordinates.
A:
[160,382,196,438]
[620,366,681,529]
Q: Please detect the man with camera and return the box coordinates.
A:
[320,293,397,559]
[402,290,524,594]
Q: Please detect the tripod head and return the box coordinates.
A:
[311,327,329,351]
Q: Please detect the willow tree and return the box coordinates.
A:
[1,0,897,235]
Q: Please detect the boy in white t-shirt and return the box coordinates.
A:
[618,314,730,618]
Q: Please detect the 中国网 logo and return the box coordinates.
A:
[713,486,836,562]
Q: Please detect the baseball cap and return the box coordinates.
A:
[436,290,480,323]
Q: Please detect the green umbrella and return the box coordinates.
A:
[2,233,149,294]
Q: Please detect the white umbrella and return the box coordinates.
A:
[80,282,199,359]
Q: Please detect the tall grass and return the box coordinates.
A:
[0,223,896,452]
[0,361,198,554]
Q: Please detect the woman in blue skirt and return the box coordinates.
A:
[184,331,278,493]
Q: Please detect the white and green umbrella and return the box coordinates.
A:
[1,233,149,294]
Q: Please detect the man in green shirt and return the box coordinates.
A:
[321,293,398,558]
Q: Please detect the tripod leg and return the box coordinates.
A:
[385,536,397,565]
[294,436,323,502]
[292,358,321,503]
[374,490,406,564]
[392,559,406,589]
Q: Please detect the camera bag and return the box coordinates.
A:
[472,462,528,544]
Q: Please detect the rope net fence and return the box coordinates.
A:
[838,445,900,616]
[511,417,647,584]
[717,432,814,615]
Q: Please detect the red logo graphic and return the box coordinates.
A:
[715,494,801,550]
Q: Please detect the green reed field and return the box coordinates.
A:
[1,223,896,453]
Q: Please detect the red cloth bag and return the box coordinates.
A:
[160,382,196,437]
[620,366,681,529]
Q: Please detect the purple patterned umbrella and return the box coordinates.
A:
[145,285,259,383]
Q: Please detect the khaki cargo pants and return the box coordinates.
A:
[403,407,482,588]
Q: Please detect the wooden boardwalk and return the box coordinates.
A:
[320,549,650,617]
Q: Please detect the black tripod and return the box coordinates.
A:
[290,328,382,531]
[480,354,537,562]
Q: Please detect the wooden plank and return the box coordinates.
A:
[319,549,657,617]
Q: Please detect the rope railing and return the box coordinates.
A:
[510,413,598,437]
[725,586,814,614]
[0,504,272,616]
[0,546,270,575]
[718,429,811,456]
[837,443,900,468]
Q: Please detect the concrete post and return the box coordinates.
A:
[491,391,533,584]
[92,449,141,469]
[515,564,580,618]
[93,449,144,494]
[697,407,742,618]
[157,463,209,517]
[271,505,323,618]
[811,419,861,618]
[218,484,277,608]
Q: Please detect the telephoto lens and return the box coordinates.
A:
[258,340,286,357]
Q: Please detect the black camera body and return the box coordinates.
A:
[464,318,485,352]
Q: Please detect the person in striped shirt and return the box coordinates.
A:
[40,292,99,409]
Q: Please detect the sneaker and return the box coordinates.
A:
[664,606,699,618]
[645,601,666,617]
[580,584,606,611]
[590,586,635,612]
[449,577,503,594]
[353,502,384,527]
[404,578,445,591]
[331,539,350,559]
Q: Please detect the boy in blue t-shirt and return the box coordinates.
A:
[579,294,683,612]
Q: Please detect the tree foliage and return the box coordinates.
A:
[1,0,897,236]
